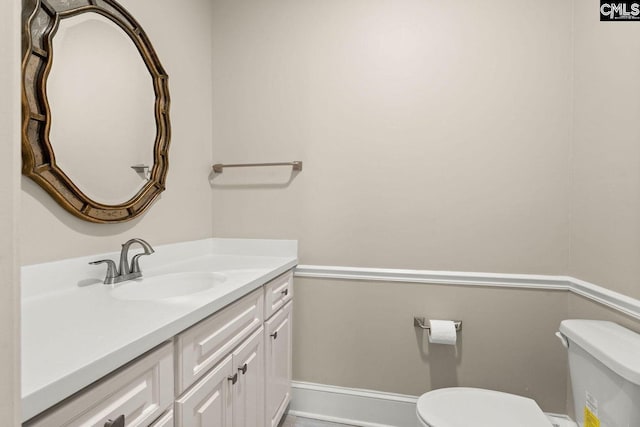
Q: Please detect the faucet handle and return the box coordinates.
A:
[130,253,152,274]
[89,259,118,284]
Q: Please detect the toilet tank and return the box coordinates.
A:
[559,320,640,427]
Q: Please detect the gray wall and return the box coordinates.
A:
[1,0,21,423]
[210,0,573,274]
[293,278,569,412]
[569,0,640,300]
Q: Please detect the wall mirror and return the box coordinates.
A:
[22,0,171,223]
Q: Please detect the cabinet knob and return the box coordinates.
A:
[228,373,238,384]
[270,331,278,340]
[281,289,289,296]
[238,363,248,375]
[104,415,125,427]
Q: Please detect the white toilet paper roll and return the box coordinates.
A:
[428,320,457,345]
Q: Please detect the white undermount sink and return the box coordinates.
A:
[110,271,227,301]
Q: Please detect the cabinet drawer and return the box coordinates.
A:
[264,271,293,320]
[25,342,174,427]
[176,287,264,393]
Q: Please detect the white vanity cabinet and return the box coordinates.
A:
[23,269,294,427]
[264,270,293,427]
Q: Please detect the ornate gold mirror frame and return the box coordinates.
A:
[22,0,170,223]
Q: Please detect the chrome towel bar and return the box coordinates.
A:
[212,161,303,174]
[414,317,462,332]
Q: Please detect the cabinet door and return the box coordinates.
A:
[176,354,233,427]
[264,301,292,427]
[232,326,265,427]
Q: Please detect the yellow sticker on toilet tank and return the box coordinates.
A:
[584,407,600,427]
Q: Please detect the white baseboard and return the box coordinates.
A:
[289,381,418,427]
[290,382,576,427]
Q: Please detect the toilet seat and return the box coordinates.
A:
[417,388,552,427]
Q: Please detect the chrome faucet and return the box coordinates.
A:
[90,238,155,284]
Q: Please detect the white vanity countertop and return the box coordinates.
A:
[21,238,298,422]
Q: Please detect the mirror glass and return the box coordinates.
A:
[47,13,156,205]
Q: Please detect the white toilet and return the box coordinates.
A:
[416,319,640,427]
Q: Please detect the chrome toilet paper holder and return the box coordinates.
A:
[413,317,462,332]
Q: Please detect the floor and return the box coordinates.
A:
[279,414,356,427]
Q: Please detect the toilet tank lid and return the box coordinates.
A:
[559,320,640,386]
